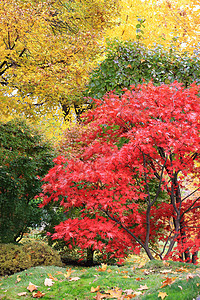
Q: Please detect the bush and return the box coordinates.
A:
[0,118,55,243]
[22,240,63,267]
[0,241,62,276]
[0,243,31,276]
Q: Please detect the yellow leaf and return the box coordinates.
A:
[107,269,112,273]
[158,291,168,299]
[91,286,100,293]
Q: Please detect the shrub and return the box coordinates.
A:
[0,241,62,276]
[0,118,55,243]
[22,240,63,267]
[0,243,31,276]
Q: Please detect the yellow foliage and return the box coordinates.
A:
[107,0,200,53]
[0,0,120,121]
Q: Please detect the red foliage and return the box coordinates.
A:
[39,82,200,262]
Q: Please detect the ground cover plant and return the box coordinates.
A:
[0,258,199,299]
[39,81,200,263]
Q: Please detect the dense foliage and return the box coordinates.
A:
[0,119,54,243]
[85,40,200,99]
[0,241,62,275]
[39,82,200,263]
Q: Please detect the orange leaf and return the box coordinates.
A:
[158,291,168,299]
[161,277,176,288]
[163,261,170,267]
[27,282,37,292]
[135,277,144,281]
[32,291,45,298]
[55,271,63,275]
[91,285,100,293]
[97,263,107,272]
[47,273,58,281]
[107,269,112,273]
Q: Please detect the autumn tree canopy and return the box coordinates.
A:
[109,0,200,53]
[0,0,119,120]
[39,82,200,263]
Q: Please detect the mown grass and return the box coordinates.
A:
[0,258,200,299]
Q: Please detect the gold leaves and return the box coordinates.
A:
[158,291,168,299]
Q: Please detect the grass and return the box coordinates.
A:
[0,257,200,299]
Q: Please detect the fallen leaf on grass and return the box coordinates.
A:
[55,271,63,275]
[176,267,188,273]
[160,269,172,274]
[97,263,107,272]
[107,269,112,273]
[44,278,54,286]
[197,283,199,286]
[160,277,177,288]
[27,282,38,292]
[163,261,170,267]
[64,268,72,278]
[91,286,100,293]
[105,287,122,298]
[17,292,27,296]
[32,291,45,298]
[47,273,58,281]
[186,273,194,281]
[178,285,183,290]
[158,291,168,299]
[69,277,80,281]
[135,278,144,281]
[122,275,130,278]
[16,275,21,283]
[138,284,148,290]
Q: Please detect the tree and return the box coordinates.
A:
[39,81,200,263]
[84,40,200,100]
[107,0,200,54]
[0,119,54,243]
[0,0,119,120]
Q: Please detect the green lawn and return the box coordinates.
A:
[0,258,200,299]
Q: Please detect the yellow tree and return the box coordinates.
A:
[107,0,200,53]
[0,0,119,121]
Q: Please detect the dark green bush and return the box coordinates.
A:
[0,118,55,243]
[84,40,200,99]
[0,243,31,276]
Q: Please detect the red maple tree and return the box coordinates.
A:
[39,81,200,263]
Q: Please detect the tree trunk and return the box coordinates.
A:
[86,247,94,266]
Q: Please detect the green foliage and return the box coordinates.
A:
[0,118,55,243]
[85,40,200,99]
[0,241,62,276]
[21,240,63,268]
[0,243,31,276]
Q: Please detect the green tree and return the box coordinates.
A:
[84,40,200,100]
[0,119,54,243]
